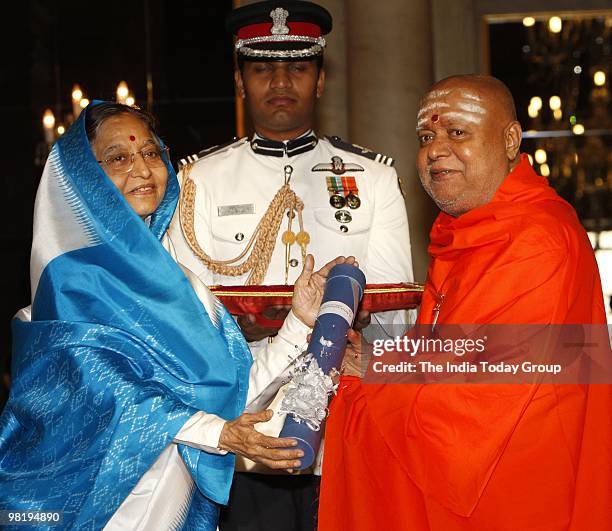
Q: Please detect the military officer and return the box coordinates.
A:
[168,1,414,530]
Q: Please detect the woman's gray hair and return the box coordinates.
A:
[85,102,161,144]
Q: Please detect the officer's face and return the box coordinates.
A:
[415,80,520,217]
[236,60,325,141]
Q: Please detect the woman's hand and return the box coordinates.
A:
[291,254,357,327]
[218,410,303,470]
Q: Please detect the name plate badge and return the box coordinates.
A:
[217,204,256,217]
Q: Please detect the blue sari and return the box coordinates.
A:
[0,103,252,529]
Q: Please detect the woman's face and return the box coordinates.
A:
[91,113,168,219]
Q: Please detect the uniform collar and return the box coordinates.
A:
[250,130,318,157]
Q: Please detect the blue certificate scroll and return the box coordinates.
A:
[279,263,366,469]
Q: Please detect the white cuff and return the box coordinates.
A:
[244,310,311,411]
[275,309,312,350]
[173,411,228,455]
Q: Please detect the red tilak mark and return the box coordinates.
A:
[129,135,136,141]
[431,114,439,123]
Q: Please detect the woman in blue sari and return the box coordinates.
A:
[0,102,354,530]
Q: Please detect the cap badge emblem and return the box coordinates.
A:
[270,7,290,35]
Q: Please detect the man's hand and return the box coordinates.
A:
[219,410,303,470]
[292,254,358,327]
[354,310,371,331]
[341,329,370,378]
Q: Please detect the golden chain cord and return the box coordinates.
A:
[179,163,305,285]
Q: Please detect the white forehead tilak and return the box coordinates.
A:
[459,91,483,101]
[417,102,450,128]
[416,88,487,130]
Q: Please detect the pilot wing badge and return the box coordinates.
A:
[312,156,364,175]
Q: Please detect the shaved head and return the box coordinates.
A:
[426,74,517,122]
[416,74,523,216]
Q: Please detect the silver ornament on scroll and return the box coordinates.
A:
[279,263,366,470]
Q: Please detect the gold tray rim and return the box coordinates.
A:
[209,283,425,298]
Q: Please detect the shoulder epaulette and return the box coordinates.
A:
[324,135,395,167]
[178,137,247,170]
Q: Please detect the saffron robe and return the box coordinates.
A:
[319,155,611,531]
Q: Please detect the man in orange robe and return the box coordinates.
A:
[319,75,611,530]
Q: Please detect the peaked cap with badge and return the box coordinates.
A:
[226,0,332,60]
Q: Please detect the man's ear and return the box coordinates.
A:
[234,69,246,99]
[316,67,326,99]
[504,121,522,161]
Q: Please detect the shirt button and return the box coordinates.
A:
[235,233,244,241]
[340,225,349,233]
[289,258,299,267]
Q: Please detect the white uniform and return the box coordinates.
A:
[167,131,414,472]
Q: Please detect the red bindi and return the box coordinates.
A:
[129,135,136,141]
[431,114,439,123]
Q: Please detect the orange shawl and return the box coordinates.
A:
[319,156,610,530]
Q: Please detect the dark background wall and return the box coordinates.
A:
[0,0,235,397]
